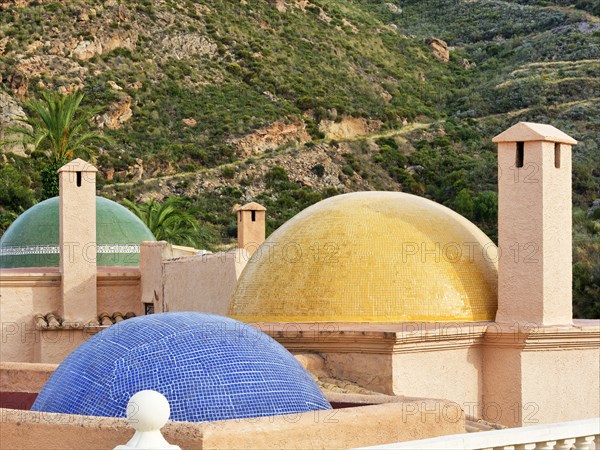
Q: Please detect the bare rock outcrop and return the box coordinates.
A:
[127,81,143,90]
[107,80,123,91]
[384,3,402,14]
[319,116,382,140]
[230,119,311,158]
[130,158,144,181]
[95,96,133,129]
[0,37,9,56]
[268,0,287,12]
[3,70,28,97]
[265,0,310,12]
[588,199,600,218]
[341,18,358,33]
[237,143,363,194]
[159,34,217,60]
[426,37,449,63]
[71,39,102,61]
[0,0,51,9]
[12,55,87,94]
[44,38,73,57]
[379,89,392,101]
[102,32,137,53]
[71,32,136,61]
[133,140,372,205]
[0,92,30,156]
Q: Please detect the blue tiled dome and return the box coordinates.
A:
[31,313,331,422]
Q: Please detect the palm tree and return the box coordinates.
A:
[2,90,110,198]
[5,90,107,162]
[122,198,201,247]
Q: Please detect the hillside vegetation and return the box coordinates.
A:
[0,0,598,317]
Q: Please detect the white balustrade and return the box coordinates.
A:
[574,436,596,450]
[114,390,181,450]
[357,418,600,450]
[556,439,577,450]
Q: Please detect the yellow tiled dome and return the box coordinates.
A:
[229,192,498,323]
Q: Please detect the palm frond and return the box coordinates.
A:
[121,198,201,247]
[7,90,107,163]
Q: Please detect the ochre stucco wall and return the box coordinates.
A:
[33,329,96,364]
[96,269,142,315]
[482,322,600,427]
[0,270,141,363]
[541,142,573,323]
[139,241,171,311]
[482,345,523,427]
[162,249,248,315]
[315,348,483,415]
[392,347,484,416]
[521,348,600,425]
[0,274,61,363]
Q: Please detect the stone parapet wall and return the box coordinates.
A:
[0,362,57,393]
[0,400,464,449]
[257,320,600,427]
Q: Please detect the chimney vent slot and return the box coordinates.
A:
[516,142,524,168]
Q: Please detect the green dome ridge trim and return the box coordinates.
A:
[0,244,143,256]
[0,245,58,256]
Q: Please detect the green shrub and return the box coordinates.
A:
[341,165,354,176]
[265,166,289,189]
[40,160,64,200]
[221,166,236,179]
[0,164,35,216]
[311,163,326,178]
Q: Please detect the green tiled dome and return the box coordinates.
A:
[0,197,155,268]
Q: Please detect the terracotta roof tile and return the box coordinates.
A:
[34,311,137,329]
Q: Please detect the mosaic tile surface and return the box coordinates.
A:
[229,191,498,323]
[31,312,331,422]
[0,196,154,268]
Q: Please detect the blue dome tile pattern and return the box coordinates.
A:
[32,313,331,422]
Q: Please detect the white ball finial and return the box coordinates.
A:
[127,390,170,432]
[114,390,180,450]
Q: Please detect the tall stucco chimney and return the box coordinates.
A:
[493,122,577,326]
[58,158,98,324]
[237,202,266,256]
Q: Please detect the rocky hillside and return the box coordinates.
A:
[0,1,598,234]
[0,0,458,223]
[1,0,451,166]
[1,0,599,316]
